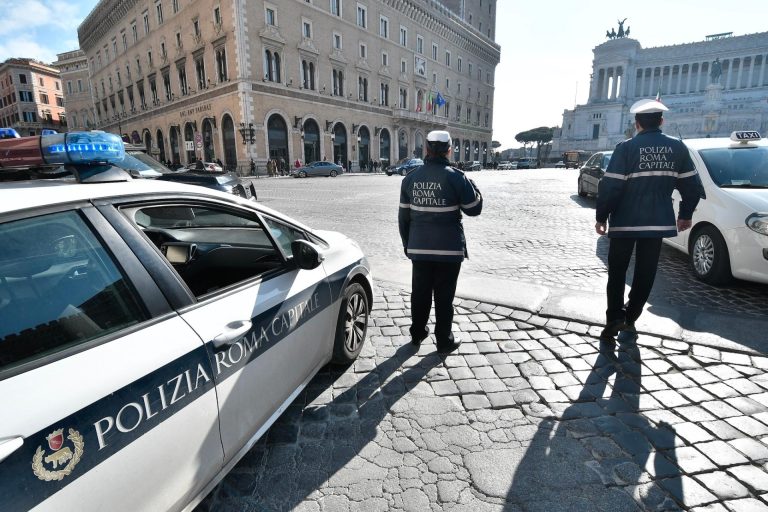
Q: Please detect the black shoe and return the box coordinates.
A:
[410,327,429,346]
[600,319,627,340]
[436,334,461,353]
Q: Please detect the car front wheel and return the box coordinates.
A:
[690,225,732,285]
[298,171,307,178]
[577,176,587,197]
[332,282,369,364]
[330,170,338,177]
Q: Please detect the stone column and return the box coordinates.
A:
[695,62,703,92]
[725,60,735,89]
[610,68,619,99]
[760,55,767,87]
[736,57,745,89]
[747,55,756,88]
[685,63,693,94]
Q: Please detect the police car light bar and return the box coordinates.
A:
[731,130,761,143]
[0,127,21,139]
[0,131,125,168]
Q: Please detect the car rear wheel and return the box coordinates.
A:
[690,225,732,285]
[332,283,368,364]
[330,170,338,177]
[577,176,587,197]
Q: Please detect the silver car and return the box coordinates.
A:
[291,161,343,178]
[0,130,372,511]
[577,151,613,197]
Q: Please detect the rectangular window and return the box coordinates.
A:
[122,33,127,51]
[56,96,64,107]
[265,7,276,26]
[156,2,164,24]
[18,74,27,84]
[178,64,188,94]
[132,22,138,42]
[468,62,473,76]
[330,0,341,16]
[193,19,200,36]
[22,111,37,122]
[143,11,149,34]
[416,35,423,54]
[19,90,33,102]
[381,52,388,66]
[112,39,118,56]
[400,59,406,74]
[333,32,342,50]
[147,50,153,67]
[172,0,178,13]
[214,7,221,25]
[592,124,600,139]
[379,16,388,38]
[432,43,438,60]
[195,57,206,89]
[445,51,451,67]
[399,26,407,47]
[302,19,312,38]
[176,32,182,48]
[356,4,366,28]
[67,81,73,94]
[457,57,462,72]
[359,43,366,59]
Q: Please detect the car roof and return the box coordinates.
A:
[0,178,304,228]
[681,136,768,150]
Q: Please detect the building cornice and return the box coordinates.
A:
[78,0,140,51]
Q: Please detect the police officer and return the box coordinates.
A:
[595,98,702,341]
[399,130,483,353]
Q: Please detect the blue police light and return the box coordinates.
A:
[41,129,58,136]
[0,127,21,139]
[41,131,125,165]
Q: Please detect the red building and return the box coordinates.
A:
[0,58,67,136]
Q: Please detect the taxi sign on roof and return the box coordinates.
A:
[730,130,761,142]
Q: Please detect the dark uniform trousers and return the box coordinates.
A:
[606,237,663,323]
[410,260,462,345]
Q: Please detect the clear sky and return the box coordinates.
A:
[3,0,768,150]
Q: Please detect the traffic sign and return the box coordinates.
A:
[184,141,194,151]
[194,132,203,150]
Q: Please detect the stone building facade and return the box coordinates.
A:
[554,31,768,155]
[53,50,95,131]
[0,59,66,136]
[77,0,500,170]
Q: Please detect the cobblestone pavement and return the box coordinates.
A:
[199,283,768,512]
[247,170,768,318]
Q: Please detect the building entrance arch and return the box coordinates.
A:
[202,118,215,162]
[358,126,370,170]
[169,126,181,166]
[332,123,347,168]
[414,132,424,158]
[464,141,471,161]
[184,122,195,164]
[156,129,166,162]
[143,131,152,153]
[222,114,237,170]
[302,119,320,163]
[268,114,289,173]
[398,130,408,160]
[379,129,391,169]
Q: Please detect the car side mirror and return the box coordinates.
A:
[291,239,324,270]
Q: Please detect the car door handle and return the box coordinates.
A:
[212,320,253,348]
[0,437,24,463]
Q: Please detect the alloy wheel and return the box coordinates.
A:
[692,234,715,276]
[344,291,367,353]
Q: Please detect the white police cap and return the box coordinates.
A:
[629,98,669,114]
[427,130,452,146]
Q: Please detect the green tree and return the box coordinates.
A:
[515,126,554,164]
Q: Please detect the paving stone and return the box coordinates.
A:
[538,389,570,404]
[659,372,697,389]
[668,355,701,370]
[518,361,546,377]
[693,471,750,500]
[529,348,556,361]
[612,430,654,457]
[729,438,768,462]
[563,357,592,372]
[431,380,460,396]
[700,420,749,441]
[550,346,580,359]
[703,382,741,399]
[659,475,718,507]
[455,379,483,395]
[448,367,475,380]
[726,416,768,437]
[721,352,752,366]
[674,422,715,444]
[727,397,768,415]
[675,405,716,423]
[727,464,768,492]
[485,353,511,365]
[511,389,540,404]
[693,440,749,467]
[701,401,743,419]
[690,503,729,512]
[652,390,690,408]
[461,394,491,410]
[540,359,568,374]
[644,359,673,374]
[471,366,496,380]
[464,354,490,367]
[723,498,768,512]
[528,376,555,390]
[487,391,516,409]
[550,372,580,388]
[707,365,744,381]
[726,378,765,395]
[492,364,521,379]
[479,379,508,394]
[668,446,717,474]
[691,345,721,361]
[678,387,717,404]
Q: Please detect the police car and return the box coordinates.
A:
[665,131,768,285]
[0,130,373,511]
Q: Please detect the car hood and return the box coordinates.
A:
[157,171,239,187]
[719,188,768,212]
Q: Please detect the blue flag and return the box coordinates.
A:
[435,92,446,107]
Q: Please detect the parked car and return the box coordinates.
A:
[185,161,224,173]
[516,157,538,169]
[497,161,514,170]
[577,151,613,197]
[291,160,343,178]
[555,161,566,168]
[387,158,423,176]
[664,131,768,285]
[464,161,482,171]
[0,129,372,512]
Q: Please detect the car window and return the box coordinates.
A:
[0,210,148,371]
[124,204,285,297]
[602,153,613,169]
[698,146,768,187]
[263,216,308,256]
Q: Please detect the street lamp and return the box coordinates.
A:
[238,122,255,145]
[113,112,128,141]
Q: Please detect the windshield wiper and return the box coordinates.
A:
[720,183,768,188]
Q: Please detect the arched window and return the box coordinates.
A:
[309,62,315,90]
[302,60,309,88]
[273,53,281,83]
[264,50,273,81]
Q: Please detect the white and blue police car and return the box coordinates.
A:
[666,131,768,285]
[0,130,373,511]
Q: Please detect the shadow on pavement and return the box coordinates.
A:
[199,343,445,511]
[505,332,682,510]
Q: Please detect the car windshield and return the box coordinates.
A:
[698,146,768,188]
[124,152,172,174]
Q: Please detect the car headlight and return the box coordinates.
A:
[746,213,768,235]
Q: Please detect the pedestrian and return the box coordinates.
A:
[294,158,301,169]
[278,157,286,176]
[267,158,275,177]
[194,158,205,170]
[595,98,702,342]
[399,130,483,353]
[249,158,256,175]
